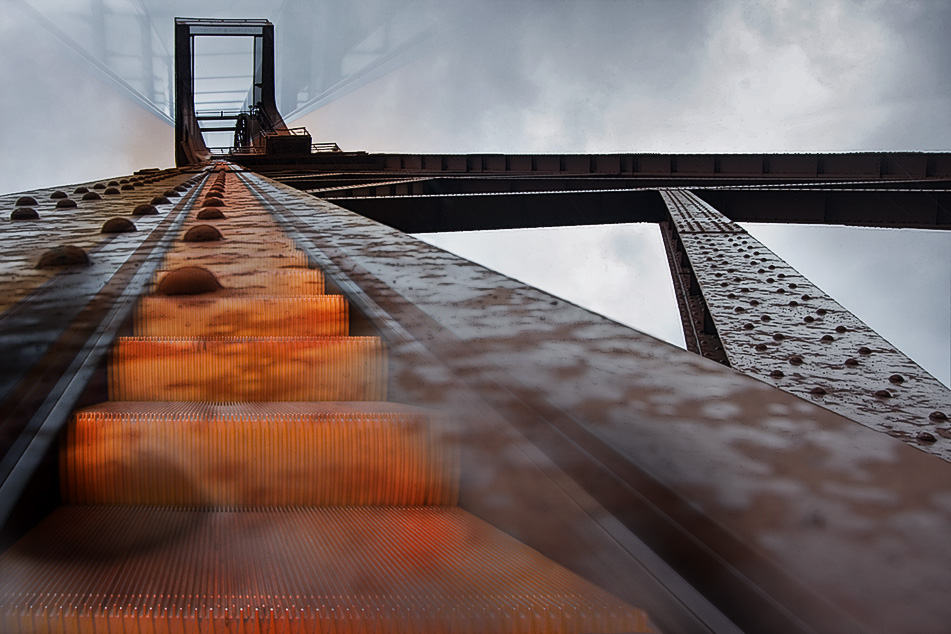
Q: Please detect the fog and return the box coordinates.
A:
[1,0,948,384]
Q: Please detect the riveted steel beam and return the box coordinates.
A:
[661,189,951,460]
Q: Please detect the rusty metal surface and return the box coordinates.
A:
[0,169,207,522]
[661,189,951,461]
[237,171,951,634]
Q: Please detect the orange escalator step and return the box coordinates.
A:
[108,336,387,402]
[0,506,653,634]
[134,295,348,337]
[61,401,458,507]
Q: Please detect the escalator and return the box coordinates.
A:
[0,164,653,633]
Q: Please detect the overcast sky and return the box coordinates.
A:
[1,0,948,385]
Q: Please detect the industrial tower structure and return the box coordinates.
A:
[0,17,949,634]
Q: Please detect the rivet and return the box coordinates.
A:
[858,346,872,355]
[119,179,130,184]
[36,245,89,269]
[804,316,815,323]
[757,268,765,274]
[733,277,741,282]
[101,217,137,233]
[740,287,750,292]
[789,354,804,365]
[49,191,67,199]
[150,196,171,205]
[132,204,158,216]
[816,308,828,315]
[835,325,847,333]
[760,315,771,322]
[202,198,225,207]
[801,294,812,301]
[929,411,949,422]
[917,431,937,443]
[778,273,786,278]
[120,184,135,190]
[770,369,785,378]
[715,273,723,278]
[156,266,222,295]
[755,343,768,351]
[727,268,736,273]
[11,208,39,220]
[15,196,38,206]
[92,183,106,190]
[196,208,226,220]
[743,323,755,330]
[776,288,786,294]
[104,187,120,195]
[788,300,799,307]
[766,277,775,283]
[82,192,102,200]
[108,180,119,186]
[56,199,78,209]
[820,335,834,342]
[844,358,860,366]
[174,185,188,192]
[73,186,89,194]
[164,189,181,197]
[874,389,892,398]
[773,333,784,341]
[727,293,737,299]
[734,306,745,313]
[183,224,224,242]
[720,282,728,287]
[768,265,776,270]
[788,283,798,289]
[750,300,760,306]
[810,387,827,395]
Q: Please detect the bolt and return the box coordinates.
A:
[132,204,158,216]
[101,217,137,233]
[11,208,39,220]
[196,208,226,220]
[36,245,89,269]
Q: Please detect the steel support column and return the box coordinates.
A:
[660,189,951,459]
